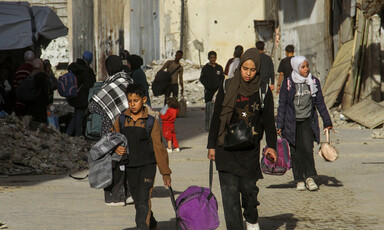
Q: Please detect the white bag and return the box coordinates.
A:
[318,129,339,162]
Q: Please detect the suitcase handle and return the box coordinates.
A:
[168,186,177,213]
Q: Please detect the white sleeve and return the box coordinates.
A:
[228,62,236,78]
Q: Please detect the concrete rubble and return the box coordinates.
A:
[0,114,91,176]
[371,130,384,139]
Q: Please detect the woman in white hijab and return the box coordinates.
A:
[276,56,333,191]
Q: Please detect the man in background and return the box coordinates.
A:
[256,41,275,92]
[199,51,224,130]
[159,50,184,103]
[227,45,243,78]
[276,44,295,94]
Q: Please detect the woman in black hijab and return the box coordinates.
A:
[207,48,277,230]
[127,54,151,106]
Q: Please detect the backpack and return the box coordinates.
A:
[152,65,181,96]
[169,161,219,230]
[261,137,292,175]
[84,82,104,140]
[15,74,40,102]
[57,71,80,98]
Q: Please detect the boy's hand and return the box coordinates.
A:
[115,146,127,156]
[163,176,171,188]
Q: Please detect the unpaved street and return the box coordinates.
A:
[1,106,384,230]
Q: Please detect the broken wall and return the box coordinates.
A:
[278,0,332,84]
[159,0,274,67]
[94,0,127,80]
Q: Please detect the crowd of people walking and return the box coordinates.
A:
[0,40,333,229]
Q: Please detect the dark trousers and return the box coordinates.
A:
[205,101,214,131]
[127,164,157,230]
[66,107,86,136]
[104,161,131,203]
[164,84,178,104]
[218,171,260,230]
[291,118,317,181]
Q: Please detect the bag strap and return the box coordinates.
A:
[168,186,177,213]
[259,83,268,110]
[69,174,88,180]
[169,65,181,76]
[146,115,155,143]
[118,113,126,131]
[209,160,213,190]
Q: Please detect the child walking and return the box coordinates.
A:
[160,97,180,153]
[112,83,172,230]
[277,56,332,191]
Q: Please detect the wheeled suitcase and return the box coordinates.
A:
[169,161,219,230]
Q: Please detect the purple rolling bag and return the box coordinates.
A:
[169,161,219,230]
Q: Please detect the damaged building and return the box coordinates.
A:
[1,0,384,127]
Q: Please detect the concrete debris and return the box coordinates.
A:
[145,59,205,106]
[0,221,7,229]
[0,114,91,176]
[371,130,384,139]
[329,107,362,129]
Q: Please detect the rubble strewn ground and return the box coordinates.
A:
[0,114,91,176]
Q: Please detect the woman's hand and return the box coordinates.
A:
[115,146,127,156]
[264,148,277,163]
[277,128,282,135]
[207,148,215,161]
[323,126,333,133]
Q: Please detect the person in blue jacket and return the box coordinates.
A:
[277,56,333,191]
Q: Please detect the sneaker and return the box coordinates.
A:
[246,222,260,230]
[126,196,134,205]
[296,181,306,191]
[105,201,125,207]
[306,177,319,191]
[173,148,180,152]
[166,148,172,153]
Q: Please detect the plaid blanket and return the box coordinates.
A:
[92,71,133,123]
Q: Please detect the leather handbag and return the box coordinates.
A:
[318,129,339,162]
[223,120,254,151]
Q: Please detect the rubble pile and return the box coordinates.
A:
[144,59,205,106]
[0,115,91,176]
[329,107,362,129]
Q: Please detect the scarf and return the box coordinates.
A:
[290,56,317,97]
[92,71,133,123]
[217,48,261,145]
